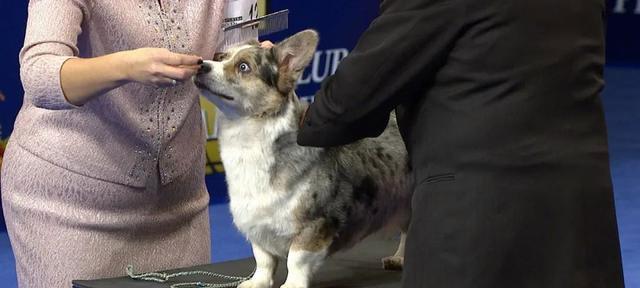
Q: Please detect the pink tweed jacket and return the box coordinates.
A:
[11,0,226,187]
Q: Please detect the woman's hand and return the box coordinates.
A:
[260,41,274,49]
[120,48,202,87]
[60,48,203,106]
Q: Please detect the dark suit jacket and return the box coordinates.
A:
[297,0,625,287]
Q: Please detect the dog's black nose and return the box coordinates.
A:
[198,63,212,74]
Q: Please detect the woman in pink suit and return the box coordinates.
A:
[1,1,226,287]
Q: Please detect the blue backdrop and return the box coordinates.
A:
[0,1,28,140]
[607,0,640,64]
[1,0,639,231]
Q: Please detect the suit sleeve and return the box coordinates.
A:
[19,0,89,110]
[297,0,465,147]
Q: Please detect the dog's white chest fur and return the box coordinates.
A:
[218,110,303,256]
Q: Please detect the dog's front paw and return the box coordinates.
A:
[238,279,272,288]
[382,255,404,271]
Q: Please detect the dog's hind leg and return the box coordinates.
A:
[238,243,278,288]
[382,186,412,271]
[382,232,406,271]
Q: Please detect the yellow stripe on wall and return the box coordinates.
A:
[258,0,267,16]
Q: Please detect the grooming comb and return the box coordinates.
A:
[222,9,289,50]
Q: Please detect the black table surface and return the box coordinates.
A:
[72,236,402,288]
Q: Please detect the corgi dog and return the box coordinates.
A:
[194,30,412,288]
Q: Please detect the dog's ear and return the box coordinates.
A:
[273,29,319,93]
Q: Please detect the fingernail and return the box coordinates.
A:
[197,59,203,65]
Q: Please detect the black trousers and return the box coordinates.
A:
[401,166,625,288]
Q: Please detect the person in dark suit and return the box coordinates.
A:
[296,0,626,287]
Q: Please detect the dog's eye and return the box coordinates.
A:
[238,62,251,73]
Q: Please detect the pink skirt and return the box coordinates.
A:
[1,142,211,288]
